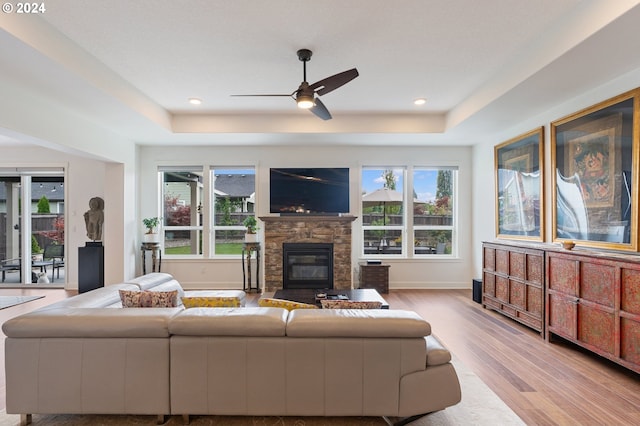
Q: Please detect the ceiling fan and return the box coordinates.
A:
[231,49,359,120]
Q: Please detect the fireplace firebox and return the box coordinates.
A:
[283,243,333,289]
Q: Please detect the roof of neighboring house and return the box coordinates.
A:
[0,183,64,202]
[214,174,255,198]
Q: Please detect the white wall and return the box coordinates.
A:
[471,67,640,278]
[139,145,474,290]
[0,77,139,288]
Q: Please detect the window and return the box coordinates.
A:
[159,166,256,257]
[161,167,204,256]
[361,166,457,257]
[413,168,456,256]
[362,168,405,256]
[212,168,255,255]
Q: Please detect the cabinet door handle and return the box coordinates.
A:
[571,298,580,304]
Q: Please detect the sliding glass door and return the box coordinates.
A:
[0,169,65,286]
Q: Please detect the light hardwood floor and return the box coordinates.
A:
[0,288,638,425]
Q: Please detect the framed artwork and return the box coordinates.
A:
[552,89,638,250]
[495,127,544,240]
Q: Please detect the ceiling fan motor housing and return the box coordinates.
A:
[297,49,313,62]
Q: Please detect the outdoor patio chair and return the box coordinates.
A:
[1,258,21,282]
[43,244,64,281]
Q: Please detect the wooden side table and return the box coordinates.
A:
[359,262,390,294]
[141,242,162,274]
[242,242,261,293]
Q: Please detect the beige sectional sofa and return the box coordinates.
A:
[3,273,461,425]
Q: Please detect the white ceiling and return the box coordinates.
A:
[1,0,640,148]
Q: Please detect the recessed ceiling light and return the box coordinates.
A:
[188,98,202,105]
[414,98,427,106]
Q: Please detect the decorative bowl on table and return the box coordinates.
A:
[562,241,575,250]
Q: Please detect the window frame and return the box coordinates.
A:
[411,166,458,257]
[159,166,205,258]
[210,166,256,258]
[361,167,407,258]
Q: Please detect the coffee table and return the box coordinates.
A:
[272,288,389,309]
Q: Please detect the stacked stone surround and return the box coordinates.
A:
[260,215,356,292]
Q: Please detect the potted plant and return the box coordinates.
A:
[142,217,161,243]
[243,216,258,242]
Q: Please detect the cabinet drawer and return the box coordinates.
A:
[362,269,388,280]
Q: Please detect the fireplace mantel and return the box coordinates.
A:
[260,215,356,292]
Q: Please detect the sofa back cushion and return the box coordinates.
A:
[2,307,178,338]
[169,307,288,337]
[124,272,175,290]
[286,309,431,338]
[35,283,140,310]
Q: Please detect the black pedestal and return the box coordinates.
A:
[78,242,104,293]
[472,278,482,304]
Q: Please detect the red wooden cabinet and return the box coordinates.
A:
[546,250,640,373]
[482,242,545,334]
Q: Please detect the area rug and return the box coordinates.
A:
[0,356,525,425]
[0,295,44,310]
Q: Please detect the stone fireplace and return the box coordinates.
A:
[260,215,356,292]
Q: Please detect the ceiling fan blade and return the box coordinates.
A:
[309,68,359,96]
[230,94,293,97]
[309,97,332,120]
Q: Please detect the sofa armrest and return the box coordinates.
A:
[426,335,452,366]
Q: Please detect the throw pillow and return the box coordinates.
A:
[119,289,178,308]
[320,300,382,309]
[181,296,241,308]
[258,297,318,311]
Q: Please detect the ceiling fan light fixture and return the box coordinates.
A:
[297,94,314,109]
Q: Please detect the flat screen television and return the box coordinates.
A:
[270,168,350,214]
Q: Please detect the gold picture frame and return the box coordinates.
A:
[551,89,639,250]
[495,127,544,240]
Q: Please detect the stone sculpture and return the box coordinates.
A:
[84,197,104,241]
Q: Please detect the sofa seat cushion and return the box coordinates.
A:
[182,296,242,308]
[169,307,288,337]
[2,307,179,338]
[286,309,431,338]
[258,297,318,311]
